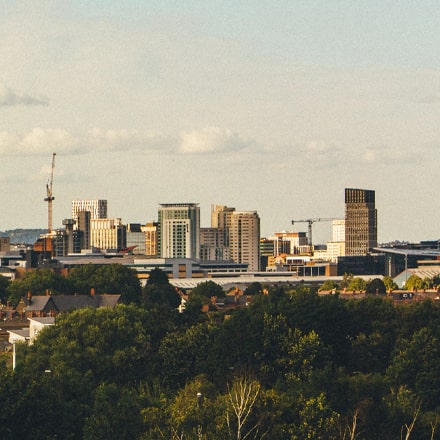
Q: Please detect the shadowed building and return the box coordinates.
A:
[345,188,377,256]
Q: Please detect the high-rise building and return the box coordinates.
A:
[270,231,309,256]
[90,218,126,251]
[75,210,91,251]
[126,223,146,254]
[332,219,345,242]
[229,211,260,271]
[143,222,158,257]
[259,238,275,271]
[200,227,230,261]
[345,188,377,256]
[71,199,107,222]
[211,204,235,247]
[158,203,200,259]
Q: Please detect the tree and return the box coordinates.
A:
[142,269,181,310]
[6,268,68,306]
[67,264,141,304]
[432,275,440,289]
[244,282,263,296]
[83,383,143,440]
[293,393,340,440]
[0,275,10,304]
[340,273,354,289]
[191,280,225,299]
[348,277,367,292]
[383,276,398,292]
[167,376,218,439]
[366,278,386,295]
[147,267,170,285]
[223,375,262,440]
[387,327,440,410]
[319,279,339,292]
[19,305,152,385]
[404,275,423,291]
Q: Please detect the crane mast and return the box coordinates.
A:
[44,153,56,233]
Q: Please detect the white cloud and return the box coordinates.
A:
[0,128,77,155]
[178,127,251,154]
[87,128,174,153]
[0,84,48,107]
[0,127,176,156]
[21,128,77,155]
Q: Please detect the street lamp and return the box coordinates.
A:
[196,392,203,440]
[12,342,16,371]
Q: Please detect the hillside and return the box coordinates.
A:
[0,229,46,245]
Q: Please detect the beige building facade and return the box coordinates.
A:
[229,211,260,271]
[90,218,126,250]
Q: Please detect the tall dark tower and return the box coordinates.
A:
[345,188,377,256]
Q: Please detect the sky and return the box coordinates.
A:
[1,1,439,243]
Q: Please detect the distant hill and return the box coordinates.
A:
[0,229,46,245]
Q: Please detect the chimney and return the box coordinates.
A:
[90,287,95,297]
[27,291,32,304]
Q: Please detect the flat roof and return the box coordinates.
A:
[375,247,440,257]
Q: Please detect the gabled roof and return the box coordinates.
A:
[24,294,121,313]
[49,295,99,311]
[25,296,55,312]
[96,294,121,308]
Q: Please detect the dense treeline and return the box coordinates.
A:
[1,269,440,439]
[2,265,142,306]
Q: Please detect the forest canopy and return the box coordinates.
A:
[1,274,440,439]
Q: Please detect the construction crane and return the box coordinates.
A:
[291,217,338,246]
[44,153,56,232]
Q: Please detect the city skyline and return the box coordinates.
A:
[1,2,439,243]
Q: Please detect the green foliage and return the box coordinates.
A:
[293,393,340,440]
[383,275,398,291]
[167,376,218,438]
[2,283,440,439]
[147,267,169,285]
[244,281,263,295]
[347,277,367,292]
[339,273,353,289]
[19,305,152,385]
[6,268,68,306]
[0,275,10,304]
[159,323,212,388]
[83,383,143,440]
[67,264,141,303]
[404,274,424,291]
[191,280,225,298]
[366,278,386,295]
[142,268,181,310]
[387,327,440,409]
[319,279,339,291]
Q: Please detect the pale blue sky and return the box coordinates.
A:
[1,1,439,242]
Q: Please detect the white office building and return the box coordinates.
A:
[158,203,200,259]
